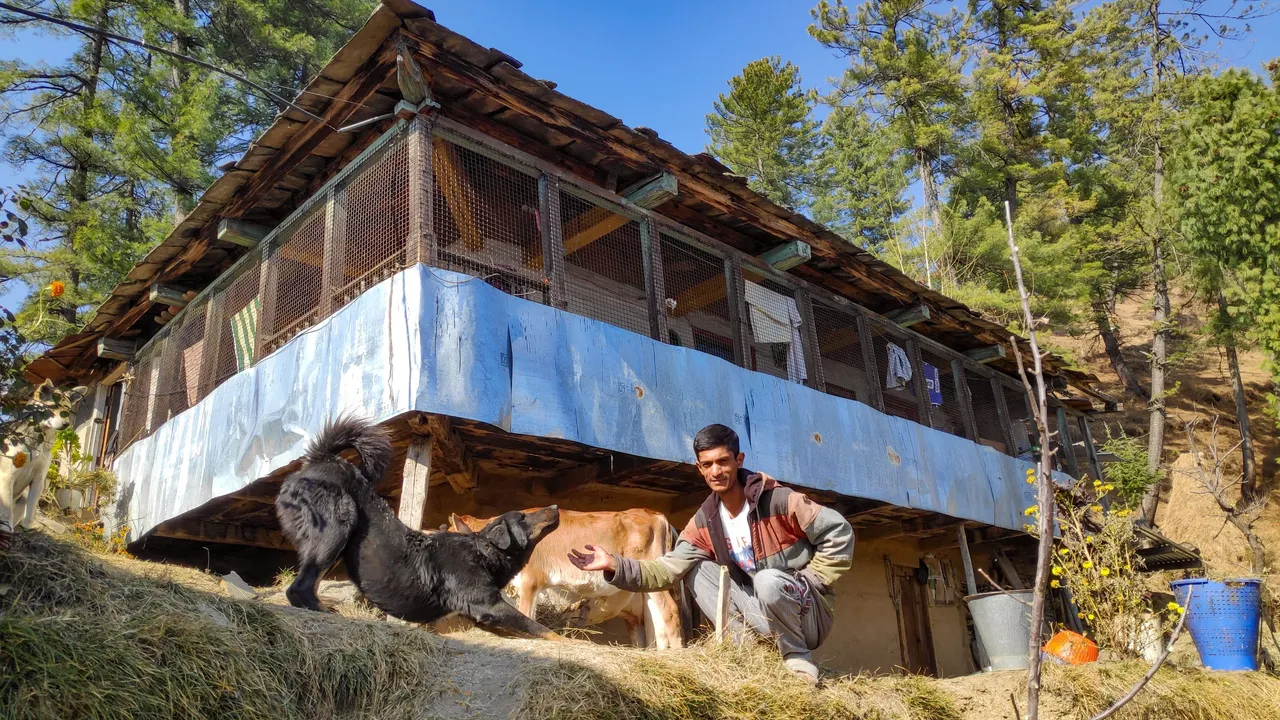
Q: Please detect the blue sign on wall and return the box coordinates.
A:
[923,362,943,406]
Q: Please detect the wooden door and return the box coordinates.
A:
[892,565,938,676]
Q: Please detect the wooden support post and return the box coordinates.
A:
[714,563,731,644]
[953,360,979,440]
[640,218,668,342]
[406,112,435,267]
[994,549,1026,590]
[217,218,272,248]
[149,283,191,308]
[1079,415,1106,483]
[964,345,1006,364]
[432,136,482,251]
[398,437,433,531]
[724,255,749,368]
[886,303,931,328]
[254,246,279,358]
[758,240,811,271]
[957,525,978,597]
[97,338,137,362]
[858,314,884,411]
[795,288,824,391]
[198,301,223,395]
[991,377,1017,453]
[1056,406,1081,477]
[318,188,344,316]
[908,338,932,424]
[538,174,568,309]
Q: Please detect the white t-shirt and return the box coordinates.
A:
[718,499,756,574]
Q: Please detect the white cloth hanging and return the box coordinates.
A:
[885,341,912,389]
[743,281,807,383]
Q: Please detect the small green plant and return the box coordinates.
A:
[1099,429,1162,508]
[44,427,117,509]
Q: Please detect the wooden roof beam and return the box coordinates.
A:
[150,518,290,550]
[964,344,1006,364]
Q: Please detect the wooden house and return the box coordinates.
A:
[27,0,1117,676]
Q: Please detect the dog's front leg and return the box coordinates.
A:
[471,598,563,641]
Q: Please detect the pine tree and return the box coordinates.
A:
[705,57,820,210]
[809,102,910,251]
[811,0,966,290]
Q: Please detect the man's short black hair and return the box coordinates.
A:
[694,424,740,456]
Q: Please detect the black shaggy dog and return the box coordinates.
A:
[275,416,563,640]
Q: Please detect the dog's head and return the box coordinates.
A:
[455,507,560,556]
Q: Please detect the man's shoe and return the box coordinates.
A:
[784,656,819,686]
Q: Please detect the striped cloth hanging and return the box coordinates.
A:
[230,297,260,372]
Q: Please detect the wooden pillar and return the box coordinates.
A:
[857,314,884,411]
[714,564,731,644]
[398,436,433,531]
[640,218,668,342]
[1055,406,1081,477]
[952,360,978,440]
[407,112,436,267]
[991,377,1017,453]
[724,255,748,368]
[957,525,978,597]
[795,288,825,391]
[318,187,345,316]
[907,338,932,423]
[538,174,568,309]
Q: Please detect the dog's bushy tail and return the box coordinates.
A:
[304,415,393,480]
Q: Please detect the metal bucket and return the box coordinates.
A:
[966,590,1034,671]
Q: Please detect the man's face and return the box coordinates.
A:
[695,446,744,494]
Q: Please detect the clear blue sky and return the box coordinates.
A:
[5,0,1280,308]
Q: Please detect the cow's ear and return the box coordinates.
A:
[450,513,473,534]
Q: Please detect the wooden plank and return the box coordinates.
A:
[217,219,272,248]
[795,288,824,391]
[398,437,433,530]
[640,218,667,341]
[538,174,568,308]
[151,519,289,550]
[619,172,678,209]
[964,345,1006,364]
[97,338,137,362]
[198,301,223,395]
[909,339,932,424]
[1056,406,1080,477]
[758,240,811,271]
[724,255,748,368]
[254,249,277,359]
[991,376,1017,452]
[406,113,427,265]
[993,549,1025,590]
[886,304,931,328]
[148,284,191,308]
[1079,415,1105,483]
[529,174,673,268]
[318,188,343,316]
[416,112,437,265]
[957,525,978,596]
[714,563,731,644]
[953,360,979,441]
[858,314,885,411]
[432,136,482,250]
[424,414,477,493]
[99,361,130,387]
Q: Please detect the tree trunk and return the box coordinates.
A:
[60,1,110,326]
[1217,289,1256,500]
[1092,296,1148,400]
[917,149,939,290]
[170,0,194,224]
[1141,0,1170,526]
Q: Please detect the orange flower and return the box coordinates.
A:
[49,280,65,297]
[12,451,27,468]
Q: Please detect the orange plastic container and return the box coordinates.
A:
[1042,630,1099,665]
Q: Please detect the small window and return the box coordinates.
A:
[693,327,734,363]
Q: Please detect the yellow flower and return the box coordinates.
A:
[1077,612,1085,619]
[1093,479,1103,488]
[1051,566,1063,576]
[1058,548,1070,556]
[1091,505,1104,513]
[1022,524,1036,533]
[1026,475,1036,485]
[1167,601,1181,612]
[1102,484,1114,493]
[1051,580,1061,588]
[1024,505,1039,516]
[1082,560,1094,569]
[1100,568,1111,577]
[1085,536,1094,544]
[1087,613,1095,621]
[1027,468,1036,476]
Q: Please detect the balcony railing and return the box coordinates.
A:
[116,111,1079,470]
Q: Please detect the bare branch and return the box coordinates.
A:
[1089,588,1193,720]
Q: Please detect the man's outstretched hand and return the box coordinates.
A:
[567,544,616,573]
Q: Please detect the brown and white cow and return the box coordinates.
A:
[449,507,684,649]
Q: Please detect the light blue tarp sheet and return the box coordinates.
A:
[110,265,1054,539]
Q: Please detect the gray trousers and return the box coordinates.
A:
[686,560,832,664]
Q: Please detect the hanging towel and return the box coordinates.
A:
[230,297,261,373]
[743,281,807,383]
[885,341,912,389]
[923,362,943,406]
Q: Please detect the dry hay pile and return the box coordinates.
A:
[1047,662,1280,719]
[0,531,444,719]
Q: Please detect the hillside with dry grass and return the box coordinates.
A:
[3,530,1277,720]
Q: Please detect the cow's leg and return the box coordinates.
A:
[645,590,684,650]
[514,574,541,622]
[623,594,648,648]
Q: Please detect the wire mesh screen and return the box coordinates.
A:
[811,302,872,403]
[871,324,920,422]
[156,300,208,423]
[432,136,547,304]
[660,233,735,362]
[559,191,650,336]
[263,205,327,353]
[337,133,411,309]
[119,353,155,447]
[212,247,264,389]
[742,277,799,381]
[919,348,968,438]
[967,372,1008,451]
[1003,383,1034,456]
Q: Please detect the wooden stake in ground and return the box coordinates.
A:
[1003,200,1056,720]
[715,564,731,644]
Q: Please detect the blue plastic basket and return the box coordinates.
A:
[1170,578,1261,671]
